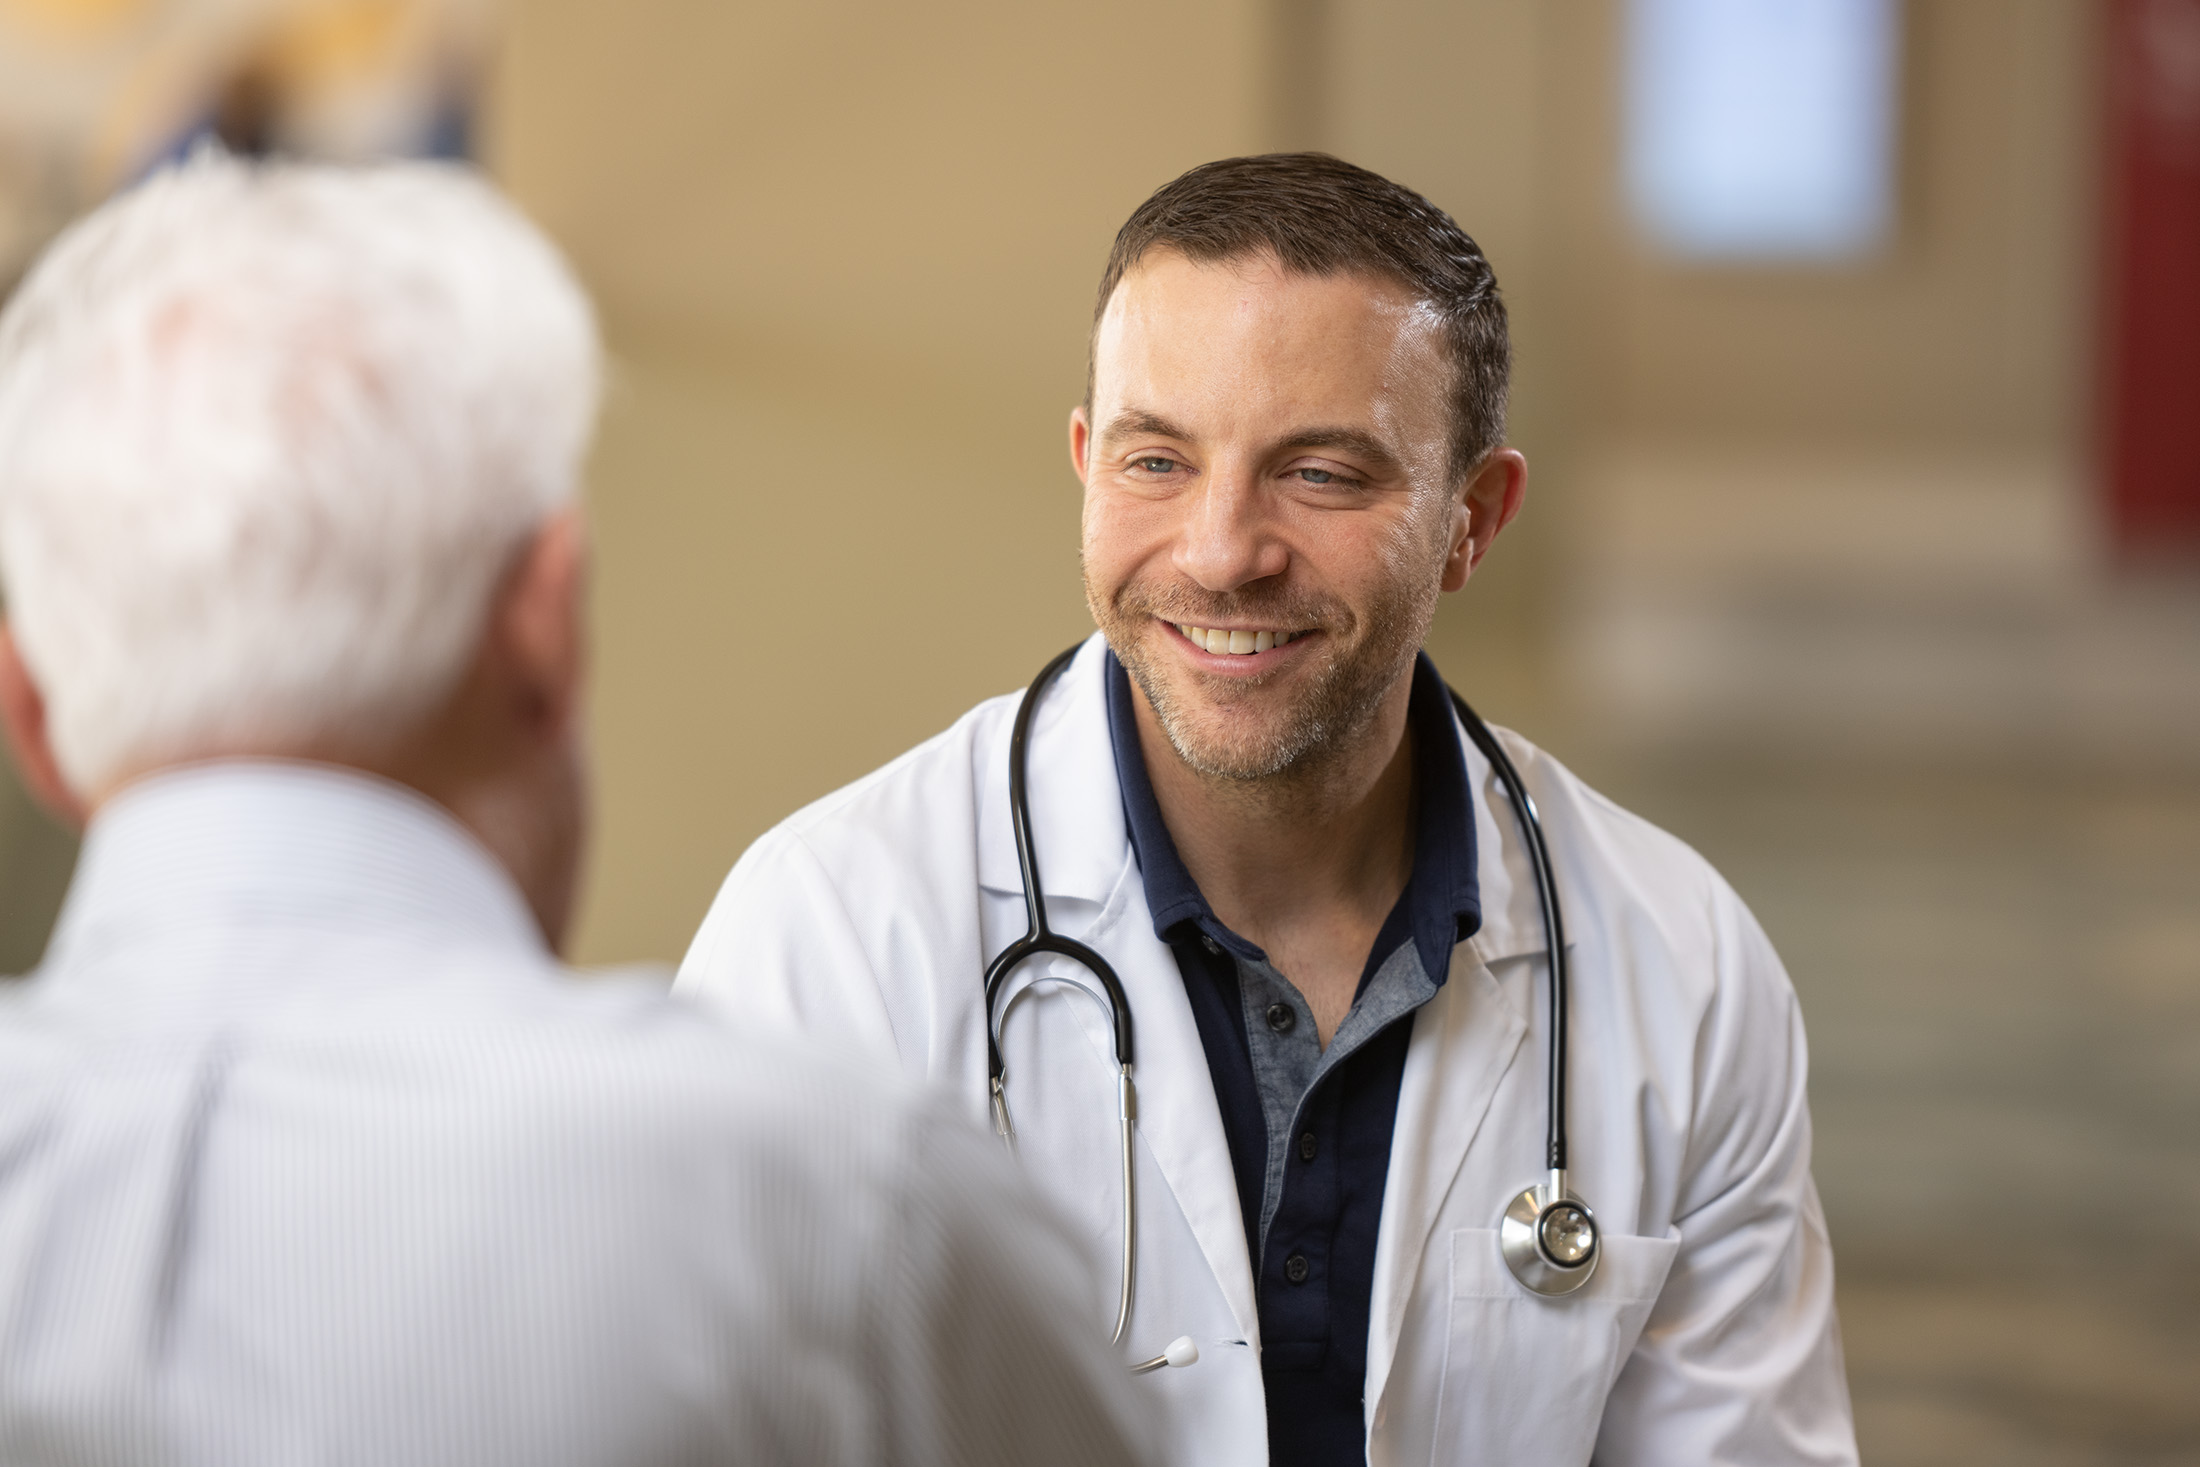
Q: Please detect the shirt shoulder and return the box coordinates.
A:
[359,961,935,1162]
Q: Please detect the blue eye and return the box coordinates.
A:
[1297,468,1336,485]
[1134,457,1175,473]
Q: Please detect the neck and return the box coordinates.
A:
[189,678,585,955]
[370,725,583,958]
[1135,666,1417,962]
[92,743,580,955]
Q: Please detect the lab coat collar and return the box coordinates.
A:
[978,636,1525,933]
[1104,648,1484,988]
[1455,711,1552,967]
[976,634,1127,903]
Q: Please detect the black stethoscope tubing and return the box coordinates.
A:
[1447,688,1569,1174]
[984,642,1593,1332]
[983,643,1136,1089]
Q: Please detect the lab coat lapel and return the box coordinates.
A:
[977,634,1261,1343]
[1364,949,1527,1420]
[1363,711,1551,1418]
[1085,892,1262,1343]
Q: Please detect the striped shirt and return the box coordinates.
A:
[0,761,1150,1467]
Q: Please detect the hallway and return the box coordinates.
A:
[1599,754,2200,1464]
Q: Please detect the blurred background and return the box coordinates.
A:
[3,0,2198,1459]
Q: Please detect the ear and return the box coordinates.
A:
[490,507,588,742]
[0,625,88,828]
[1068,405,1093,486]
[1440,448,1528,593]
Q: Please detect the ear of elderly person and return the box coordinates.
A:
[0,156,1149,1467]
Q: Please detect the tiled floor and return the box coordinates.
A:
[1597,756,2200,1465]
[1838,1252,2200,1466]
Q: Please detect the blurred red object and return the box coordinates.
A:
[2105,0,2200,558]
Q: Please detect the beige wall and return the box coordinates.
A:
[1528,1,2108,759]
[1596,0,2096,452]
[492,0,1290,963]
[486,0,2102,964]
[0,0,2100,968]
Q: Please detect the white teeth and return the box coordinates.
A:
[1178,625,1301,655]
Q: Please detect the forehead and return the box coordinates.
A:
[1091,250,1446,426]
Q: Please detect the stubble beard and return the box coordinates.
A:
[1087,553,1442,787]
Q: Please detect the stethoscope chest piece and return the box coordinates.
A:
[1499,1170,1601,1297]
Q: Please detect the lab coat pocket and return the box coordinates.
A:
[1426,1227,1680,1466]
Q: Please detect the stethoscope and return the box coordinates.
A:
[981,644,1600,1372]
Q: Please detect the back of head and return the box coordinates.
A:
[0,152,600,799]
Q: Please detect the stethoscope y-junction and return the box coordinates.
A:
[982,644,1600,1370]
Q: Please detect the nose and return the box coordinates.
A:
[1173,460,1288,593]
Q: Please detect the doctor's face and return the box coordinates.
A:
[1074,250,1501,781]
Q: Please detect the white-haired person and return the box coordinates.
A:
[0,154,1150,1467]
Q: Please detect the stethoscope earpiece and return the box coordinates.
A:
[1130,1335,1199,1373]
[1499,1170,1601,1296]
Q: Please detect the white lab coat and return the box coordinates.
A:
[678,634,1857,1466]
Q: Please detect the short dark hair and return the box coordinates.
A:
[1090,153,1509,482]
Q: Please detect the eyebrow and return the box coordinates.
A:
[1099,411,1406,474]
[1274,426,1405,473]
[1098,409,1194,444]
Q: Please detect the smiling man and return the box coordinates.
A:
[679,154,1857,1466]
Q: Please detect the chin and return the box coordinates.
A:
[1155,696,1326,782]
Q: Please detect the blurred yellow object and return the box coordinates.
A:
[0,0,153,48]
[260,0,416,88]
[1,0,485,288]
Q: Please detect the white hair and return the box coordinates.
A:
[0,151,600,796]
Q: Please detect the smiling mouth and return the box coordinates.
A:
[1174,623,1306,656]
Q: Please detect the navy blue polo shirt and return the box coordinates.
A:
[1105,650,1481,1465]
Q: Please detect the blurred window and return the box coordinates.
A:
[1625,0,1901,261]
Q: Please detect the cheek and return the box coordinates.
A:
[1082,490,1171,584]
[1300,501,1439,598]
[1393,491,1458,566]
[1080,497,1125,585]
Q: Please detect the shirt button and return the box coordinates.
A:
[1265,1003,1297,1034]
[1201,935,1224,956]
[1298,1131,1318,1162]
[1285,1253,1311,1284]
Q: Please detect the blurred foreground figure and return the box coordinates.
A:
[0,155,1149,1467]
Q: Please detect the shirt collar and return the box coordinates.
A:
[1105,649,1482,985]
[42,759,547,978]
